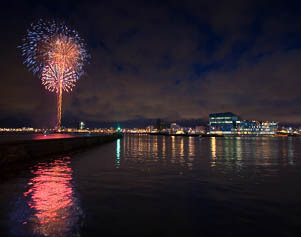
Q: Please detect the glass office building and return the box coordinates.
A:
[209,112,239,135]
[209,112,278,135]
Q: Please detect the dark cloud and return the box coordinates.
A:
[1,0,301,127]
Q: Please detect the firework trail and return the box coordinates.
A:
[20,19,88,129]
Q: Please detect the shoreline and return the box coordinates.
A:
[127,132,299,137]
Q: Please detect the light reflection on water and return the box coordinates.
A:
[115,138,121,168]
[119,135,300,174]
[121,134,203,169]
[208,137,297,169]
[11,157,81,237]
[2,135,301,236]
[210,137,217,167]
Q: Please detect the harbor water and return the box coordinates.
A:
[0,134,301,236]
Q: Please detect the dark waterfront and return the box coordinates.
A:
[1,134,301,237]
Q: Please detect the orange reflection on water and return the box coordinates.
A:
[162,136,166,159]
[188,136,195,158]
[23,157,76,236]
[171,136,176,161]
[210,137,217,167]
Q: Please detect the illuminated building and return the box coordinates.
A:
[234,120,261,135]
[209,112,239,135]
[195,125,207,134]
[146,125,154,133]
[235,121,278,135]
[79,121,85,130]
[170,123,181,134]
[260,121,278,135]
[209,112,278,135]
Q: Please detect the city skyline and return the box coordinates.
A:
[1,111,300,130]
[1,1,301,128]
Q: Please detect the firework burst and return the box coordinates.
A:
[20,19,88,129]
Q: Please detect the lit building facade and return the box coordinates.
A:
[146,125,155,133]
[79,121,85,130]
[260,121,278,135]
[209,112,239,135]
[209,112,278,135]
[195,125,207,134]
[234,120,261,135]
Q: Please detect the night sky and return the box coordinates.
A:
[1,0,301,128]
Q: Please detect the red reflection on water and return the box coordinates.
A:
[23,157,75,236]
[33,133,74,140]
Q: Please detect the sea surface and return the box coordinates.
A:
[0,134,301,236]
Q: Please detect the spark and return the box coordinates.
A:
[20,19,88,129]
